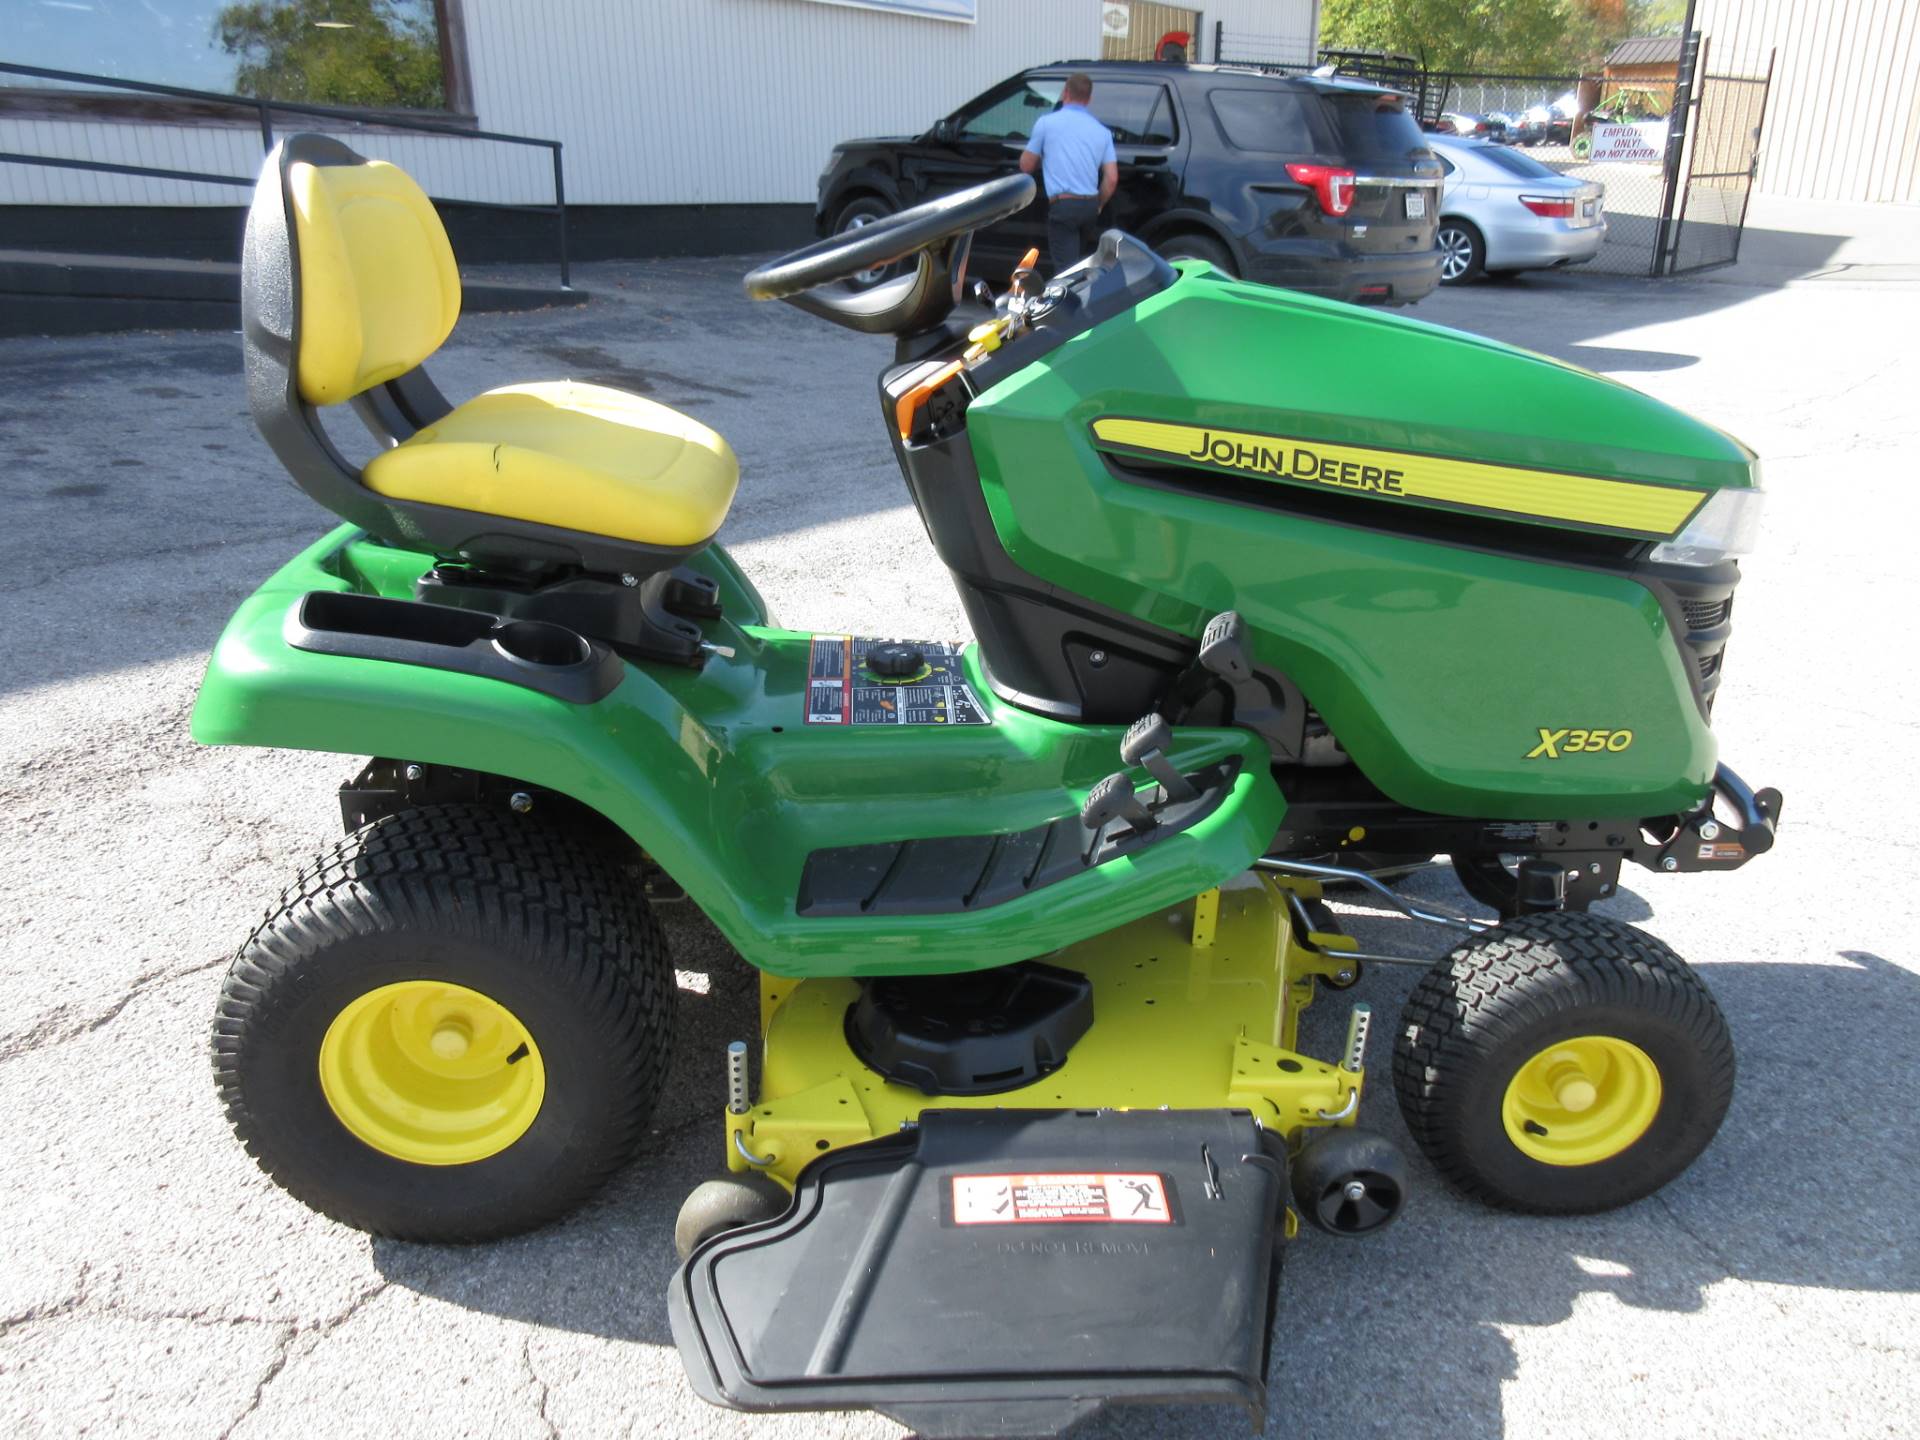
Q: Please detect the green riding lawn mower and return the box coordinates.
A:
[198,136,1780,1437]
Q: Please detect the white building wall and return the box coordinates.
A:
[1205,0,1318,64]
[1,0,1316,208]
[1691,0,1919,204]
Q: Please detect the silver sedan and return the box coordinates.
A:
[1428,135,1606,283]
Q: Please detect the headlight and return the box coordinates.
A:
[1649,482,1765,566]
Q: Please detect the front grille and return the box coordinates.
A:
[1683,596,1733,630]
[1651,567,1738,715]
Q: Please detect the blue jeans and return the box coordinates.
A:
[1046,196,1101,273]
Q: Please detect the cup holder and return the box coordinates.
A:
[493,619,592,669]
[287,592,622,704]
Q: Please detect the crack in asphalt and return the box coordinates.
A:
[215,1278,394,1439]
[522,1334,561,1440]
[0,954,229,1066]
[215,1322,297,1440]
[0,1261,92,1341]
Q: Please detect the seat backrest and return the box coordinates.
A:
[286,155,461,406]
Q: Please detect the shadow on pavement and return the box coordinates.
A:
[372,866,1918,1437]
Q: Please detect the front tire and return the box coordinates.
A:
[1393,913,1734,1213]
[1437,218,1486,284]
[832,194,897,289]
[212,805,675,1241]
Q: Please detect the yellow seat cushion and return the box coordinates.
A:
[363,381,739,549]
[289,158,461,406]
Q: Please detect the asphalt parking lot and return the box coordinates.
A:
[3,200,1917,1439]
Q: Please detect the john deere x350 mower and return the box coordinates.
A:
[197,134,1780,1438]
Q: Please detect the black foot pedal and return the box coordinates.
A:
[1120,714,1197,802]
[1080,771,1154,852]
[1199,609,1256,685]
[670,1109,1283,1439]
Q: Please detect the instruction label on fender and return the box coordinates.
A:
[950,1172,1172,1225]
[805,635,989,726]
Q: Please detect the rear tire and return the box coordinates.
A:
[212,805,675,1242]
[1393,913,1734,1213]
[1437,218,1485,284]
[1156,232,1238,276]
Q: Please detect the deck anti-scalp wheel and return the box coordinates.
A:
[1392,912,1734,1213]
[674,1173,792,1260]
[212,804,674,1241]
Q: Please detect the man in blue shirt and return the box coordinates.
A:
[1019,72,1118,273]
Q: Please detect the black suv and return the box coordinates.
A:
[815,61,1444,304]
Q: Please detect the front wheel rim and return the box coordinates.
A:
[1501,1034,1662,1166]
[318,980,546,1165]
[1439,227,1474,279]
[840,211,886,285]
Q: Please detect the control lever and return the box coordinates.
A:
[1009,245,1041,301]
[1197,610,1287,738]
[1080,772,1155,857]
[1120,714,1197,803]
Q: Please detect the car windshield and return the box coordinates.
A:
[1469,145,1566,180]
[958,78,1065,141]
[1323,93,1428,160]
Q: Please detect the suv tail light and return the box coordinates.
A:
[1286,163,1356,217]
[1519,193,1576,218]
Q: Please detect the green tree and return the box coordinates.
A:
[1321,0,1654,75]
[215,0,445,109]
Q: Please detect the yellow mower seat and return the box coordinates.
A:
[363,381,739,549]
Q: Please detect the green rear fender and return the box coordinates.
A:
[193,528,1282,978]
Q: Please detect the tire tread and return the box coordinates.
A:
[211,805,673,1241]
[1392,912,1734,1213]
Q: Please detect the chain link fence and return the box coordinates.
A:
[1425,72,1671,277]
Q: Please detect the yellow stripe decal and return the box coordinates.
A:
[1089,417,1706,539]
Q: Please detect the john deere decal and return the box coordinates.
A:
[1089,417,1707,540]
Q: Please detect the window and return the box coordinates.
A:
[5,0,465,115]
[1089,82,1177,146]
[1322,94,1431,161]
[1209,89,1318,154]
[1472,146,1565,180]
[959,78,1064,140]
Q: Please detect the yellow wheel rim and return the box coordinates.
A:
[1501,1035,1661,1166]
[318,981,545,1165]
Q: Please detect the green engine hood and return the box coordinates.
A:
[1053,264,1757,543]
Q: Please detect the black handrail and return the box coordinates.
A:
[0,59,570,287]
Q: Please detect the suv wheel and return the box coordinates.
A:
[1156,233,1238,277]
[832,195,897,288]
[1437,218,1485,284]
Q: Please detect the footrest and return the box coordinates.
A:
[797,757,1241,917]
[669,1108,1283,1439]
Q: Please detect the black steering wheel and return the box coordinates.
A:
[744,173,1035,302]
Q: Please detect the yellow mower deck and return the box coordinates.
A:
[726,872,1364,1189]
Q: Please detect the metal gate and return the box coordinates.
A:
[1659,43,1777,274]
